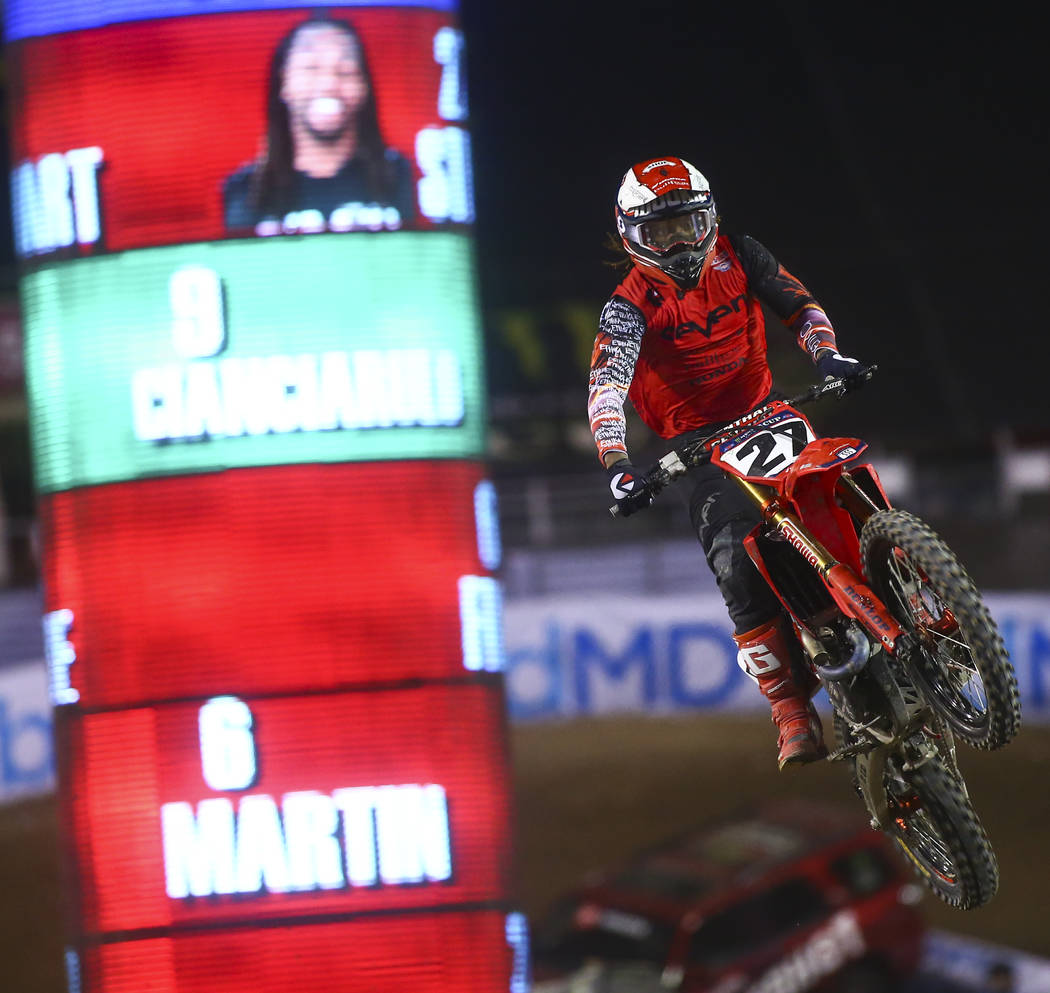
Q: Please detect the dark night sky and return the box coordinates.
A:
[459,0,1048,446]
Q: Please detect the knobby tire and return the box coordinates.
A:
[832,714,995,909]
[860,510,1020,750]
[884,755,999,910]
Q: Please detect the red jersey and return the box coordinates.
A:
[588,232,838,463]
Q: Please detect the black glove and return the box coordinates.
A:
[606,459,651,516]
[816,349,869,386]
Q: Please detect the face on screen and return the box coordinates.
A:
[281,23,369,143]
[10,9,476,252]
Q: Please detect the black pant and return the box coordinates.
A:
[674,401,787,636]
[686,461,781,634]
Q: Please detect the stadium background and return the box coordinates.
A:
[1,1,1048,991]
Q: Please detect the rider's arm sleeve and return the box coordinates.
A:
[588,295,645,464]
[731,233,840,360]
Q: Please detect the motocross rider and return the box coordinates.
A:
[590,156,869,769]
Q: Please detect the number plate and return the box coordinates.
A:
[717,413,815,479]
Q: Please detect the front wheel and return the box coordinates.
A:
[860,510,1020,750]
[882,754,998,910]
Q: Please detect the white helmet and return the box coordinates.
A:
[616,156,718,289]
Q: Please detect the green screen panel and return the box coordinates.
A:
[23,233,485,492]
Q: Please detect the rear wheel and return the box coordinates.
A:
[883,754,998,909]
[860,510,1020,749]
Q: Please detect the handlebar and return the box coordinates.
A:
[609,366,877,518]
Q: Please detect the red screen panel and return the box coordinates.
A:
[40,461,495,706]
[80,910,518,993]
[59,683,512,936]
[8,7,463,253]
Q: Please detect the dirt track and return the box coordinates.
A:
[2,713,1047,992]
[511,714,1050,957]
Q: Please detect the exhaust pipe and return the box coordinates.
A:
[805,625,871,682]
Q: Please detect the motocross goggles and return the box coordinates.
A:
[638,207,716,254]
[619,188,716,255]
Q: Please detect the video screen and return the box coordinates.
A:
[22,234,485,493]
[57,683,511,930]
[40,462,502,707]
[10,2,518,987]
[7,6,472,259]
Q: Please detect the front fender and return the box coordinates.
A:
[780,439,868,574]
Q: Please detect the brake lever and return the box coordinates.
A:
[840,362,878,395]
[812,363,877,399]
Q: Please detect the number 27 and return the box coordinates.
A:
[730,419,811,477]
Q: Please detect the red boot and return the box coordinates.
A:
[734,617,826,770]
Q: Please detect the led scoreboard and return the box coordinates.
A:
[3,1,528,990]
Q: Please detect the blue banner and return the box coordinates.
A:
[0,663,53,804]
[4,0,457,43]
[922,930,1050,993]
[504,592,1050,722]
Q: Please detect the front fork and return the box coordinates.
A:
[735,477,903,656]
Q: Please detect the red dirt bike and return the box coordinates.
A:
[610,369,1021,910]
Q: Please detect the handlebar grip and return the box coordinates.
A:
[609,483,655,519]
[609,460,682,519]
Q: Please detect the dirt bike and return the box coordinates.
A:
[609,368,1021,910]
